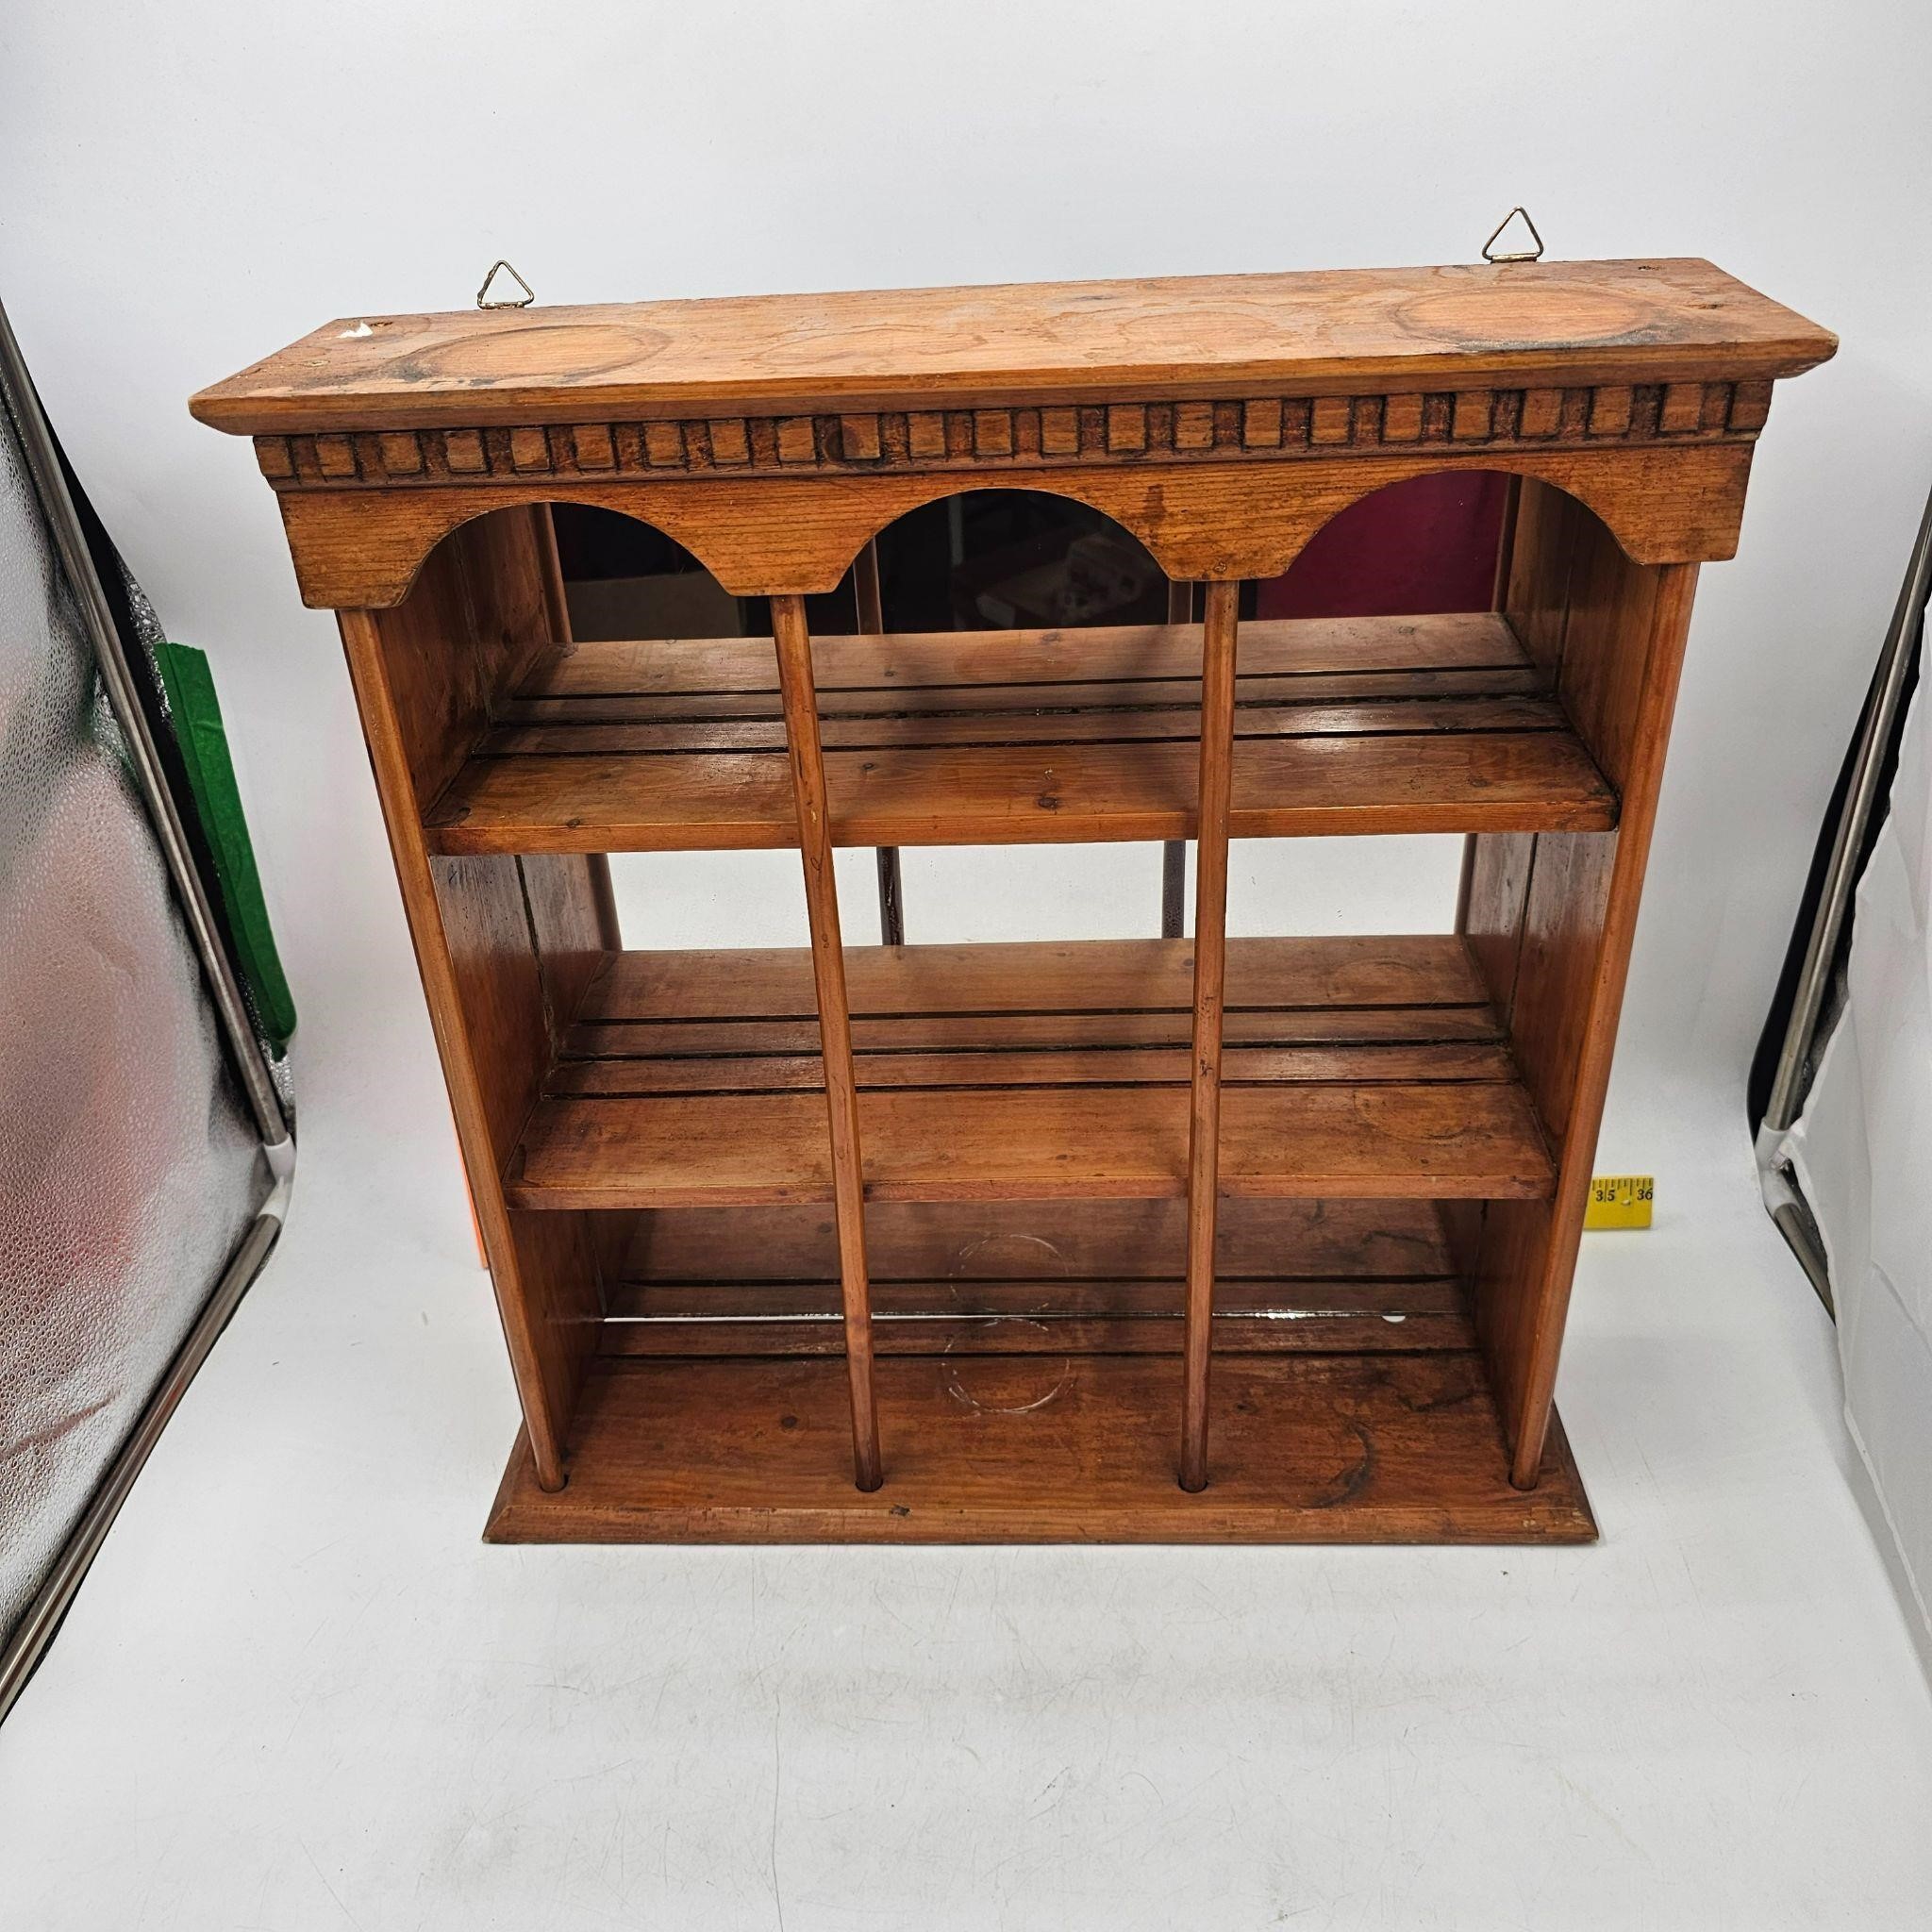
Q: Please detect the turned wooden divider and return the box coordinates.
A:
[772,593,884,1490]
[770,575,1246,1494]
[1161,577,1195,941]
[851,540,905,948]
[1180,581,1241,1490]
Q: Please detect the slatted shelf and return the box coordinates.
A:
[506,935,1555,1210]
[425,612,1616,854]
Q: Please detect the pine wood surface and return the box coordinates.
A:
[192,259,1833,434]
[511,1078,1554,1209]
[1180,581,1241,1487]
[603,1198,1477,1360]
[1457,482,1703,1484]
[485,1354,1596,1544]
[617,1194,1456,1278]
[335,512,609,1491]
[425,611,1616,852]
[506,935,1554,1210]
[583,929,1493,1015]
[770,593,881,1486]
[271,442,1765,607]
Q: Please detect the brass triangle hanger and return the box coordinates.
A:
[1481,208,1544,263]
[475,259,536,309]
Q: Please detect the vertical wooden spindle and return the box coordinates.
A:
[853,540,905,946]
[535,504,623,953]
[771,591,884,1490]
[853,536,884,632]
[1178,579,1241,1492]
[1161,577,1194,940]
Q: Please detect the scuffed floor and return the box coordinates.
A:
[1,1022,1927,1930]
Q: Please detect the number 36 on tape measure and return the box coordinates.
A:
[1585,1174,1654,1230]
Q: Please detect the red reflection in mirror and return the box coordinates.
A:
[1257,472,1511,619]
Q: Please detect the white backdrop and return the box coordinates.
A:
[10,10,1932,1919]
[1,0,1927,1243]
[1788,666,1932,1660]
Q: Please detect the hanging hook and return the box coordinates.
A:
[1480,208,1544,264]
[475,260,536,309]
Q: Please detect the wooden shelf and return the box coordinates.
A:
[507,935,1555,1210]
[209,258,1830,1538]
[487,1353,1595,1544]
[192,258,1834,438]
[425,612,1616,854]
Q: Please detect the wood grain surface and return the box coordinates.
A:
[504,935,1554,1209]
[1458,483,1703,1485]
[1180,582,1241,1488]
[602,1197,1478,1361]
[485,1355,1596,1544]
[335,513,608,1491]
[425,611,1616,852]
[770,593,881,1487]
[618,1194,1459,1283]
[267,441,1766,603]
[193,259,1833,434]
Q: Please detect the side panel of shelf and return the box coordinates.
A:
[338,508,610,1491]
[1460,479,1700,1485]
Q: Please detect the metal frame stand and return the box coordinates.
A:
[0,295,294,1724]
[1754,482,1932,1313]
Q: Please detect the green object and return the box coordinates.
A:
[154,641,297,1054]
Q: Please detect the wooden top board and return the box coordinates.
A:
[191,258,1835,435]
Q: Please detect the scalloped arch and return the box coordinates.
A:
[275,441,1751,609]
[824,463,1641,593]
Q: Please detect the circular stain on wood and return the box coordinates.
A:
[941,1323,1072,1415]
[941,1234,1073,1413]
[1396,285,1651,348]
[385,322,667,384]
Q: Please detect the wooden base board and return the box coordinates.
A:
[486,1353,1595,1545]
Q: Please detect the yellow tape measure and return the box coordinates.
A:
[1585,1174,1654,1230]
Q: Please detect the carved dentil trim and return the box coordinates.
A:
[256,379,1774,491]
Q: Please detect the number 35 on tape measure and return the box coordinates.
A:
[1585,1174,1654,1230]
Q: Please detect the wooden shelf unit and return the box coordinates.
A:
[193,257,1834,1543]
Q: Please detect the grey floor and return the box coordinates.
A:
[1,1006,1929,1929]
